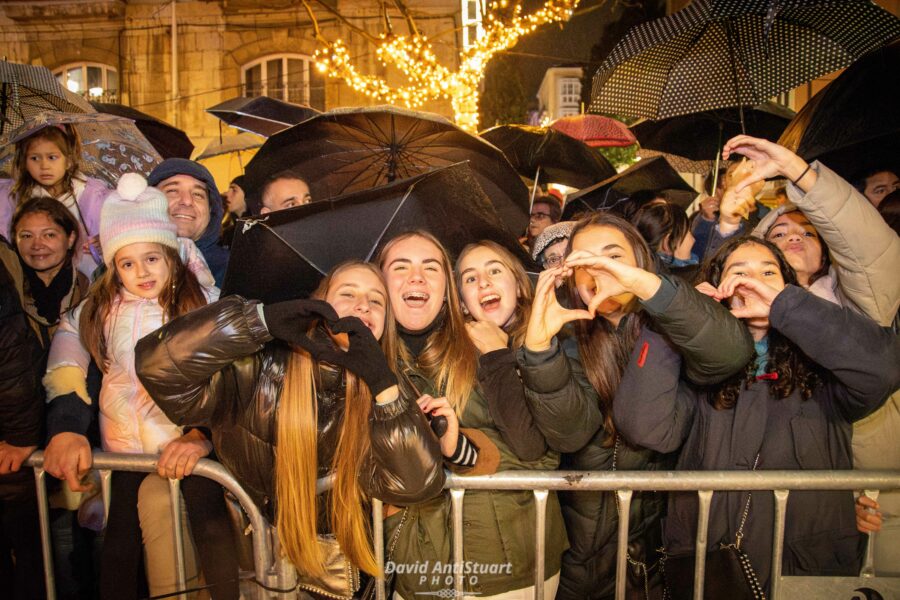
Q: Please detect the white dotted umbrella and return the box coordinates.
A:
[590,0,900,121]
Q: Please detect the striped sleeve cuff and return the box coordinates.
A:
[447,433,478,468]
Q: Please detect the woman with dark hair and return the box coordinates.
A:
[135,260,445,599]
[630,201,698,280]
[4,197,89,346]
[517,213,753,599]
[613,235,900,594]
[378,231,566,599]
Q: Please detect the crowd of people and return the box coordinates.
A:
[0,114,898,600]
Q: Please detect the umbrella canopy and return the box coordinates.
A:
[0,60,94,137]
[0,111,162,186]
[195,133,264,161]
[91,102,193,159]
[480,124,616,189]
[632,102,794,162]
[549,114,636,147]
[562,156,697,219]
[244,105,530,234]
[635,148,713,175]
[207,96,321,137]
[223,162,535,304]
[195,133,264,192]
[778,39,900,180]
[590,0,900,120]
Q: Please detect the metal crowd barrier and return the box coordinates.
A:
[25,452,900,600]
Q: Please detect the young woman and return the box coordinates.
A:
[41,174,235,600]
[0,124,110,276]
[612,236,900,593]
[379,231,566,599]
[630,200,698,280]
[517,213,753,599]
[455,240,546,460]
[135,260,446,599]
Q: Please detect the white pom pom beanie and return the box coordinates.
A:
[101,173,178,265]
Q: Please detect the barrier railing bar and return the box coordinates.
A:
[614,489,632,600]
[100,469,112,525]
[372,499,386,600]
[533,489,548,599]
[770,489,789,599]
[693,490,713,600]
[33,467,57,600]
[450,489,465,597]
[168,478,188,600]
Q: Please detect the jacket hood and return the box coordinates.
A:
[751,202,799,239]
[148,158,224,250]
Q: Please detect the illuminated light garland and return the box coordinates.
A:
[313,0,579,132]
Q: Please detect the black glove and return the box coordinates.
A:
[262,299,339,356]
[316,316,398,398]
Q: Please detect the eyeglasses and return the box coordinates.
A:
[529,212,552,221]
[542,254,564,268]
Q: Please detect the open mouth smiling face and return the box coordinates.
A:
[382,235,448,332]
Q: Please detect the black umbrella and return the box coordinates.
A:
[223,162,536,304]
[206,96,321,137]
[243,106,531,234]
[91,102,193,159]
[562,156,697,219]
[480,124,616,189]
[778,40,900,180]
[0,60,93,138]
[632,102,794,163]
[590,0,900,121]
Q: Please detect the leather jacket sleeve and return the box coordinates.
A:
[362,394,446,505]
[135,295,272,427]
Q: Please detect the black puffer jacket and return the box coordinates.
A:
[517,276,755,599]
[135,295,446,522]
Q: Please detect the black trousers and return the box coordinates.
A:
[99,472,240,600]
[0,490,47,600]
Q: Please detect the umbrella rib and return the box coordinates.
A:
[364,184,415,263]
[257,222,330,276]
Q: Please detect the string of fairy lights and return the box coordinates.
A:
[312,0,581,132]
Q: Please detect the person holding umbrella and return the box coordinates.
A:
[377,231,566,599]
[0,122,111,277]
[134,260,446,599]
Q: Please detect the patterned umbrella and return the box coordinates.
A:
[778,39,900,180]
[0,111,162,186]
[549,114,636,147]
[0,60,94,137]
[590,0,900,120]
[91,102,193,159]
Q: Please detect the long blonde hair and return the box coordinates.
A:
[377,231,477,417]
[455,240,534,349]
[275,261,398,577]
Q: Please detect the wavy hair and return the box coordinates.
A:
[566,213,655,447]
[377,231,478,417]
[702,237,823,409]
[11,125,83,205]
[275,261,398,578]
[455,240,534,349]
[79,244,206,372]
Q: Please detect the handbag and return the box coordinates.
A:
[612,437,666,600]
[296,535,361,600]
[661,454,766,600]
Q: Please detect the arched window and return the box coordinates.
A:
[241,54,325,109]
[53,62,118,103]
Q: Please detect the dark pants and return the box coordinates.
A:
[99,472,240,600]
[0,491,47,600]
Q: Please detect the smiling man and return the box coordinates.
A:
[148,159,228,286]
[259,170,312,214]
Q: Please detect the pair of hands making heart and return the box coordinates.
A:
[263,299,397,398]
[524,251,661,352]
[695,274,781,321]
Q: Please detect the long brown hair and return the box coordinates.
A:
[701,237,823,409]
[275,261,398,578]
[567,213,655,446]
[11,126,83,204]
[455,240,534,349]
[79,244,207,371]
[377,231,478,417]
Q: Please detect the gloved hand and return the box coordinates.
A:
[262,299,339,357]
[316,317,398,397]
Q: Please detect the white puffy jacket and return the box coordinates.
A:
[46,238,219,453]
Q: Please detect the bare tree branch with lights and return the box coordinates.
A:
[307,0,581,132]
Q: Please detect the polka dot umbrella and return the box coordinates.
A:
[590,0,900,122]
